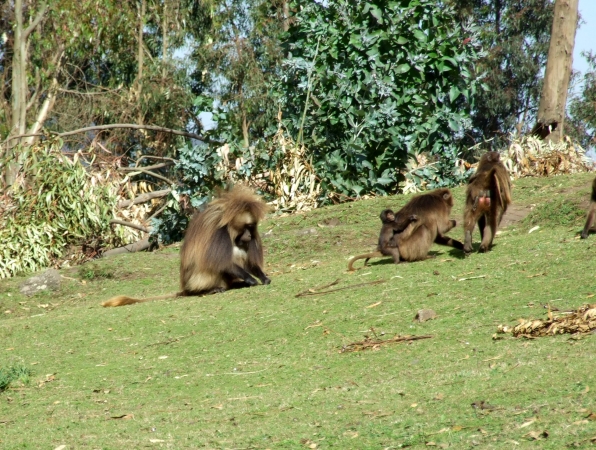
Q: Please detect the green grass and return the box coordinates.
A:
[1,172,596,448]
[0,365,31,392]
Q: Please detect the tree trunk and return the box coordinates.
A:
[533,0,578,142]
[137,0,145,125]
[4,0,48,187]
[283,0,290,32]
[162,0,168,79]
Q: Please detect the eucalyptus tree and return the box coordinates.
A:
[447,0,555,147]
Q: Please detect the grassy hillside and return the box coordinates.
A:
[1,172,596,449]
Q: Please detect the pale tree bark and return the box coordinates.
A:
[4,0,48,187]
[283,0,289,32]
[533,0,579,142]
[137,0,146,125]
[162,0,169,79]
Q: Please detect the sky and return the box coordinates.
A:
[574,0,595,75]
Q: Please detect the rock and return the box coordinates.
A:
[322,218,340,227]
[414,309,437,323]
[19,269,61,296]
[295,227,318,236]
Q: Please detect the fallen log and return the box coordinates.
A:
[102,238,154,258]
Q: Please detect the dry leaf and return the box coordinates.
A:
[501,303,596,337]
[519,418,537,428]
[452,426,463,432]
[524,430,548,440]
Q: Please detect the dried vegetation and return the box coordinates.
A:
[497,304,596,338]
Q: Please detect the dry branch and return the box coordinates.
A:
[109,219,150,233]
[119,161,174,172]
[118,167,175,185]
[102,238,153,258]
[3,123,220,145]
[295,279,385,298]
[118,188,171,208]
[340,334,432,353]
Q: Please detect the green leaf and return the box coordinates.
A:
[449,86,460,103]
[395,64,410,74]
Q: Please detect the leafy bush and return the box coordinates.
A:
[0,140,123,278]
[280,0,485,196]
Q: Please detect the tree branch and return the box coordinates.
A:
[118,188,171,208]
[3,124,220,145]
[23,3,48,39]
[118,167,175,185]
[102,238,153,258]
[109,219,150,233]
[120,161,174,171]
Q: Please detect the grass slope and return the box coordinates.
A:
[1,172,596,449]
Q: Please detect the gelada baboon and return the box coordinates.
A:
[347,209,418,271]
[463,151,512,254]
[348,189,463,270]
[581,177,596,239]
[102,185,271,307]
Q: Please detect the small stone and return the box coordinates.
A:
[414,309,437,323]
[295,228,318,236]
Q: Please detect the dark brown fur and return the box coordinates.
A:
[348,209,418,271]
[463,151,512,253]
[348,190,463,270]
[391,188,463,261]
[581,177,596,239]
[102,185,271,307]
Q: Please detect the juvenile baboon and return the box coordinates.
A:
[102,185,271,307]
[463,151,512,254]
[347,209,418,271]
[348,189,463,270]
[581,177,596,239]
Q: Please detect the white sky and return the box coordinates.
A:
[574,0,595,75]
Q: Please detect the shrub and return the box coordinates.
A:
[280,0,485,196]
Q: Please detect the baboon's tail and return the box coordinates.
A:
[102,293,177,307]
[348,252,383,271]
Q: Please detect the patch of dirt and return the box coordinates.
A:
[501,182,591,227]
[501,204,534,228]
